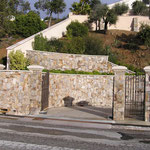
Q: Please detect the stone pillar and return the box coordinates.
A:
[144,66,150,122]
[27,65,44,115]
[0,64,5,70]
[112,66,127,121]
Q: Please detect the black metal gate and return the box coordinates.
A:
[125,75,145,120]
[41,72,49,111]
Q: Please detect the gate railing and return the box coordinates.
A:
[125,75,145,120]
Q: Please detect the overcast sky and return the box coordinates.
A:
[29,0,121,19]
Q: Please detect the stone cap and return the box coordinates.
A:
[144,66,150,73]
[27,65,44,71]
[112,66,127,72]
[0,64,5,70]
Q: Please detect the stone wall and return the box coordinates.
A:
[0,67,43,115]
[48,73,114,108]
[27,50,110,72]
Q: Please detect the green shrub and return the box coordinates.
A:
[46,38,64,52]
[66,21,88,39]
[9,50,30,70]
[32,34,48,51]
[64,37,86,54]
[84,36,105,55]
[0,28,6,38]
[44,69,114,75]
[138,24,150,48]
[0,57,7,66]
[15,11,47,38]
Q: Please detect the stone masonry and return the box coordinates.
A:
[48,74,114,108]
[0,65,43,115]
[27,50,110,72]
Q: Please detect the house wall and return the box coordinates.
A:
[6,18,72,54]
[48,73,114,108]
[109,16,150,31]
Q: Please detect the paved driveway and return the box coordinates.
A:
[46,106,112,120]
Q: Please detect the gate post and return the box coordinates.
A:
[112,66,127,121]
[27,65,44,115]
[144,66,150,122]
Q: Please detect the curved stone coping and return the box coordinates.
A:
[27,49,109,58]
[6,18,71,50]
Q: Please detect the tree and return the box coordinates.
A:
[70,0,91,15]
[138,24,150,48]
[90,0,101,9]
[66,21,88,39]
[19,0,31,14]
[15,11,46,37]
[112,3,129,15]
[132,1,148,15]
[89,4,117,33]
[35,0,66,27]
[54,0,66,19]
[89,3,128,33]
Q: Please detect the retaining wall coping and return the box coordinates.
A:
[27,65,44,71]
[112,66,127,72]
[27,50,109,58]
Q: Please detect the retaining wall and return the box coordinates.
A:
[27,50,110,72]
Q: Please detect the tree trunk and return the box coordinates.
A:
[104,21,108,34]
[57,13,60,19]
[48,12,52,27]
[95,22,97,31]
[98,19,101,31]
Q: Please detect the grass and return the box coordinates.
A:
[43,69,114,75]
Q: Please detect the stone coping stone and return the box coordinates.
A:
[27,49,109,58]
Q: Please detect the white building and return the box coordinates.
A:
[108,0,143,9]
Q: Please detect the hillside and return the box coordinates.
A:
[89,30,150,70]
[0,30,150,70]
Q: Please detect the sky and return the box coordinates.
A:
[29,0,121,19]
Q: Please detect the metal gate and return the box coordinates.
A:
[41,72,49,111]
[125,75,145,120]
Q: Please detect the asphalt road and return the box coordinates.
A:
[0,115,150,150]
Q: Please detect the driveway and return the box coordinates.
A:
[46,106,112,120]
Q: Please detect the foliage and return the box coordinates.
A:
[89,4,118,33]
[46,38,64,52]
[19,0,31,14]
[32,34,48,51]
[43,69,114,75]
[66,21,88,39]
[35,0,66,27]
[9,50,30,70]
[0,57,7,66]
[132,1,148,15]
[112,3,129,15]
[84,35,105,55]
[70,0,91,15]
[15,11,46,38]
[138,24,150,47]
[64,37,86,54]
[54,0,66,19]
